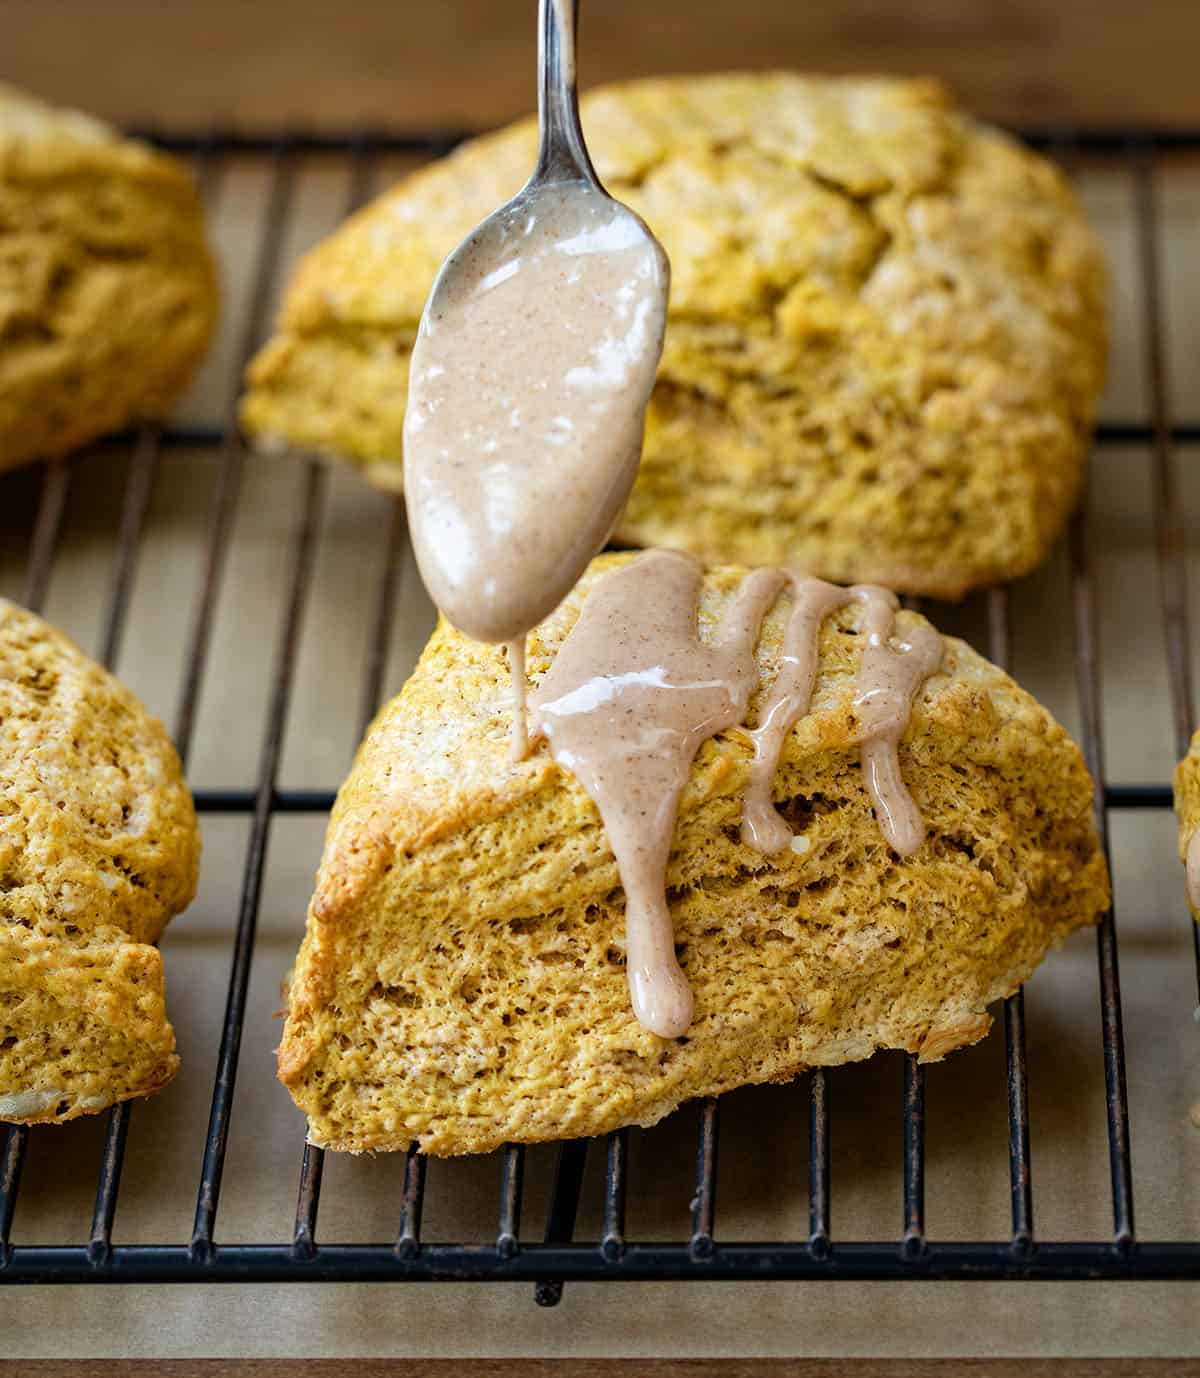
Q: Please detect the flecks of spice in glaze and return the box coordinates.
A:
[531,551,785,1037]
[403,184,669,752]
[1186,828,1200,911]
[531,551,943,1038]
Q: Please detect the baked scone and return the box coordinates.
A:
[1173,729,1200,917]
[0,83,217,472]
[242,73,1107,597]
[0,599,200,1123]
[278,555,1109,1155]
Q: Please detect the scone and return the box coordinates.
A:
[0,83,217,472]
[278,555,1109,1156]
[0,599,200,1123]
[1173,729,1200,916]
[242,73,1107,598]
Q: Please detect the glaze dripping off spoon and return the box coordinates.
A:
[403,0,669,755]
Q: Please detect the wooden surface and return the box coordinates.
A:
[1,0,1198,131]
[4,1364,1200,1377]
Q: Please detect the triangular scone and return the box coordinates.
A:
[0,599,200,1123]
[279,557,1109,1156]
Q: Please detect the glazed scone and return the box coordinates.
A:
[0,599,200,1123]
[278,555,1109,1156]
[242,73,1107,598]
[1173,728,1200,917]
[0,83,217,472]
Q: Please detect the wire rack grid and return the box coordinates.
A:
[0,125,1198,1307]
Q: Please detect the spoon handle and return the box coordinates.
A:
[534,0,599,184]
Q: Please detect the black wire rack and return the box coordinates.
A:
[0,123,1199,1306]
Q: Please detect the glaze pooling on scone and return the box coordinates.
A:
[530,550,943,1037]
[403,185,669,649]
[530,551,773,1036]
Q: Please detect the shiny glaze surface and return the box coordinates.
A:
[531,551,943,1036]
[404,184,668,647]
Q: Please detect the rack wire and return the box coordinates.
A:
[0,124,1199,1304]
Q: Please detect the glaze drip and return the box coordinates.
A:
[743,579,871,852]
[531,551,943,1038]
[506,636,529,762]
[531,551,784,1037]
[853,594,944,856]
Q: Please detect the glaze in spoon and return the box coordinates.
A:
[403,0,669,683]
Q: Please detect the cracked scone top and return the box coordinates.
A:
[0,83,217,472]
[278,555,1109,1156]
[242,72,1108,597]
[0,599,200,1123]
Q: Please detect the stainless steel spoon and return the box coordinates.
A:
[533,0,599,186]
[404,0,670,653]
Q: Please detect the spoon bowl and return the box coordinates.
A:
[403,0,670,646]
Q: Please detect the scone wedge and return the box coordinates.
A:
[1173,728,1200,917]
[0,83,217,472]
[243,72,1107,596]
[279,556,1109,1156]
[0,600,200,1123]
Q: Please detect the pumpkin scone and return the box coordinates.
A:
[278,555,1109,1156]
[242,72,1107,598]
[0,83,217,473]
[1173,729,1200,918]
[0,599,200,1123]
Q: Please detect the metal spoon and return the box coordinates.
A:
[533,0,599,187]
[404,0,670,655]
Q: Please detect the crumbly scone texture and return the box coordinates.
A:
[0,598,201,1124]
[1173,727,1200,918]
[242,72,1108,597]
[279,554,1110,1156]
[0,82,217,472]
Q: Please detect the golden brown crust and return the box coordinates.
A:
[279,555,1109,1155]
[0,83,218,472]
[1173,728,1200,918]
[242,72,1107,597]
[0,598,201,1123]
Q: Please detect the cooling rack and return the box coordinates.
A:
[0,125,1198,1308]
